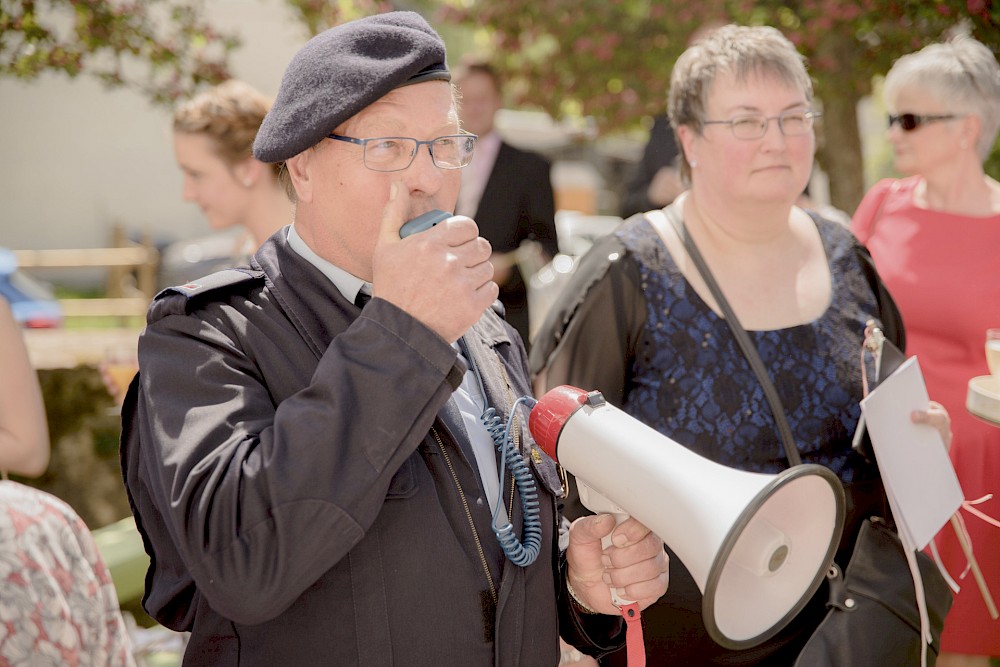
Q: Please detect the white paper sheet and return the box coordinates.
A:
[860,356,964,549]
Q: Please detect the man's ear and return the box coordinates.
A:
[285,150,314,203]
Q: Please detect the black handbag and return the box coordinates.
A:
[795,516,953,665]
[793,326,953,666]
[656,205,954,666]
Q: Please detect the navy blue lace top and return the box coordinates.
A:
[533,213,883,484]
[619,214,878,482]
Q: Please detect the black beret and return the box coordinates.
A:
[253,11,450,163]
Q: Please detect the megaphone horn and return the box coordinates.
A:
[529,385,845,650]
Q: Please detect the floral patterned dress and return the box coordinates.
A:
[0,481,134,666]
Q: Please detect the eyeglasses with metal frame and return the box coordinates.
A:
[887,113,962,132]
[326,132,478,172]
[702,109,821,140]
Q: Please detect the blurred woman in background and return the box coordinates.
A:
[852,35,1000,667]
[172,79,291,261]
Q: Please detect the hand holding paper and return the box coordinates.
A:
[861,356,998,619]
[860,356,962,550]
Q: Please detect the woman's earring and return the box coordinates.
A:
[243,179,253,188]
[690,159,698,168]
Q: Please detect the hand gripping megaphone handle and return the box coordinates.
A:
[577,480,636,606]
[602,514,635,606]
[576,477,646,667]
[577,480,645,666]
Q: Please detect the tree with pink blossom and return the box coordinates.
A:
[438,0,999,211]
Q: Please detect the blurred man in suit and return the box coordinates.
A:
[619,114,683,218]
[454,62,558,351]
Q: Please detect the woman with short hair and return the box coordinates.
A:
[532,24,950,665]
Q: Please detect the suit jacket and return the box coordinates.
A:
[620,114,679,218]
[474,142,558,350]
[121,229,623,666]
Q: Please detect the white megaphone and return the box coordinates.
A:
[529,385,845,650]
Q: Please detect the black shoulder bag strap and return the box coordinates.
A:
[647,204,802,467]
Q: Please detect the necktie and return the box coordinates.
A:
[354,289,371,309]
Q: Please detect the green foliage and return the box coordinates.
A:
[440,0,999,133]
[0,0,239,105]
[2,0,996,203]
[439,0,997,210]
[986,136,1000,181]
[283,0,394,36]
[440,0,708,127]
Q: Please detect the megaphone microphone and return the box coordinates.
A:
[529,385,845,651]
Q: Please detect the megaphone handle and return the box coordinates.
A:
[601,513,645,667]
[601,512,636,606]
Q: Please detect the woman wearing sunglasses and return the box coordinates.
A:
[852,35,1000,667]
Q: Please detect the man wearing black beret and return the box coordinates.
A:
[121,10,668,666]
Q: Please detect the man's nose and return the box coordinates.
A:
[403,144,447,190]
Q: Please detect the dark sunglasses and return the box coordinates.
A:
[887,113,960,132]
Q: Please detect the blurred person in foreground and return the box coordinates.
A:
[531,24,951,665]
[164,79,292,284]
[0,298,135,665]
[121,12,668,666]
[0,297,49,478]
[453,61,558,352]
[852,35,1000,667]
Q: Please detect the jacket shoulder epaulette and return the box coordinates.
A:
[148,268,266,322]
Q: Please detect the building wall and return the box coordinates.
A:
[0,0,306,252]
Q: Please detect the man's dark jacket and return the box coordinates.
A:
[121,229,622,665]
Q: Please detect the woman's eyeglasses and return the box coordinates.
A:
[702,109,820,140]
[887,113,962,132]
